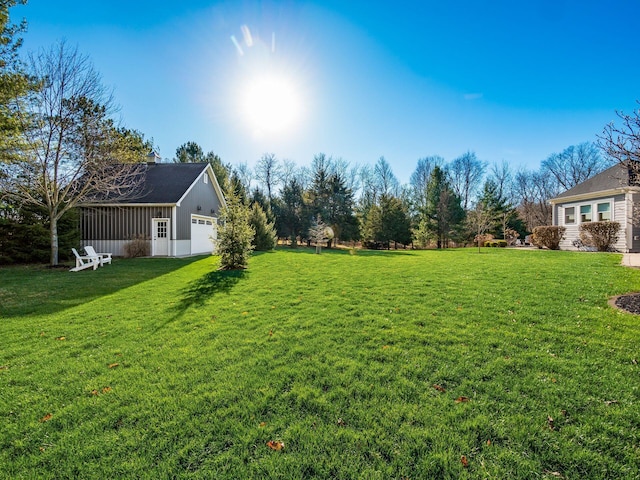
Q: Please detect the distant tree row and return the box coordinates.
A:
[173,139,612,250]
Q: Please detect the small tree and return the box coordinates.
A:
[466,201,496,253]
[249,202,277,251]
[217,191,254,270]
[308,215,329,254]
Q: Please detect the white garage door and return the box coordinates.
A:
[191,215,216,255]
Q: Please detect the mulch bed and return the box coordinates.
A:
[610,293,640,315]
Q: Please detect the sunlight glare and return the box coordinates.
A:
[242,73,301,135]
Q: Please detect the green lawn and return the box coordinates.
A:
[1,248,639,479]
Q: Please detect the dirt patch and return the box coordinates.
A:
[609,293,640,315]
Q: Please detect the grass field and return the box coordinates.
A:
[1,248,639,479]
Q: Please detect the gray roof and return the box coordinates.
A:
[551,163,634,201]
[116,162,209,204]
[134,162,208,203]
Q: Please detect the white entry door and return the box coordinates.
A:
[152,219,169,256]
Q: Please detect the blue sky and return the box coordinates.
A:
[14,1,640,184]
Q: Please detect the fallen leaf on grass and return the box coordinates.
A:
[40,413,52,422]
[632,358,638,365]
[382,345,389,350]
[91,390,99,396]
[605,400,618,406]
[102,387,112,393]
[455,396,470,403]
[268,330,273,337]
[486,439,491,446]
[108,363,119,369]
[543,471,564,478]
[55,336,66,341]
[547,415,555,430]
[266,440,284,451]
[433,384,446,393]
[259,422,266,428]
[0,365,8,370]
[337,418,346,426]
[461,455,469,467]
[39,331,45,337]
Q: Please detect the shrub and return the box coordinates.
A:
[579,221,620,252]
[124,234,150,258]
[531,226,565,250]
[503,228,519,246]
[484,240,507,248]
[476,233,494,247]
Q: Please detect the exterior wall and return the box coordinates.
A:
[81,206,173,256]
[554,193,628,251]
[175,240,191,256]
[176,172,223,240]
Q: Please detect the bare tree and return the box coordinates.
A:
[234,161,253,193]
[598,102,640,167]
[513,169,558,229]
[541,142,607,191]
[410,155,444,214]
[254,152,282,202]
[467,201,496,253]
[447,151,486,210]
[2,42,145,265]
[487,160,514,205]
[373,156,399,197]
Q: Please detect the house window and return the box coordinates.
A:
[191,218,197,224]
[564,207,575,224]
[580,205,592,223]
[203,174,208,184]
[597,202,611,221]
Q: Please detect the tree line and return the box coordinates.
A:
[173,141,612,251]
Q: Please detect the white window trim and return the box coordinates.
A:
[562,198,614,225]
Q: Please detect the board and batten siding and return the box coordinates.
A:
[175,172,223,239]
[80,206,172,256]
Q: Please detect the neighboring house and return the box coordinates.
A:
[80,156,226,257]
[549,162,640,252]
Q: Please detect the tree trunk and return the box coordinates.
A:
[50,215,59,266]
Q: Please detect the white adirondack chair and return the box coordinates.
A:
[84,246,112,267]
[70,248,99,272]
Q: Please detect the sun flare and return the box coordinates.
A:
[242,73,301,135]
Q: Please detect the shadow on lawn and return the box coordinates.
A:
[172,268,247,313]
[0,256,206,318]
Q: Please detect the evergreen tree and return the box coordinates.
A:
[217,191,254,270]
[276,177,309,247]
[422,166,465,248]
[249,202,277,251]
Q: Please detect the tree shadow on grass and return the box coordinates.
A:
[172,268,247,313]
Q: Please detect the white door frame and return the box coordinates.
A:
[152,218,170,256]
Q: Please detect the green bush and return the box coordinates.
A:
[531,226,565,250]
[0,204,79,264]
[484,240,507,248]
[579,221,620,252]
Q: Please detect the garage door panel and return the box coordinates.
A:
[191,216,216,254]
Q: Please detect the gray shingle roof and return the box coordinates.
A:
[120,162,209,204]
[551,163,633,201]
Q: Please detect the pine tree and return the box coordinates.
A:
[217,191,255,270]
[249,202,277,251]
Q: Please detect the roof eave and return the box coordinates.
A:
[549,186,640,204]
